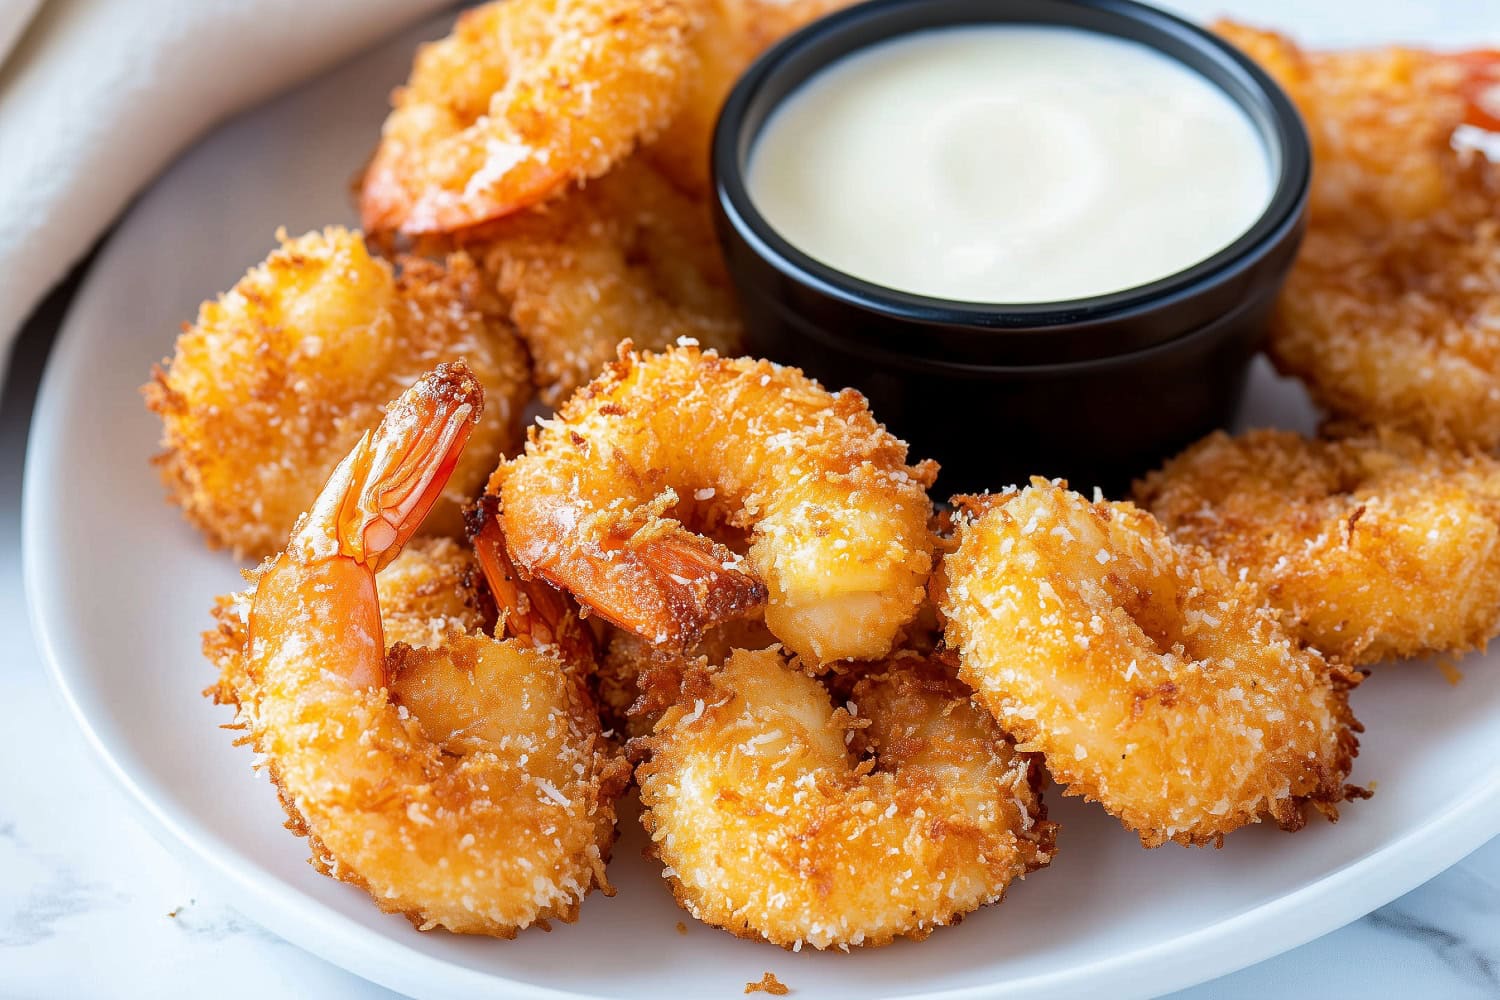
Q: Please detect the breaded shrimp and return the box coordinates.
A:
[938,480,1362,848]
[1135,427,1500,666]
[599,616,775,737]
[145,227,530,558]
[494,343,938,667]
[466,157,743,406]
[633,647,1055,949]
[219,364,626,936]
[1216,23,1500,446]
[646,0,858,196]
[206,536,490,710]
[359,0,700,237]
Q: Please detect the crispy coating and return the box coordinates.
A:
[939,480,1362,848]
[646,0,858,196]
[217,366,628,937]
[145,227,530,558]
[1217,23,1500,445]
[206,536,489,708]
[598,617,775,737]
[495,343,938,666]
[463,156,743,406]
[1135,427,1500,666]
[360,0,700,236]
[633,648,1055,950]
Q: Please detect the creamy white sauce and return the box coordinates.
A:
[747,26,1273,304]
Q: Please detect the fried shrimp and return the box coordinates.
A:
[359,0,700,237]
[495,343,938,666]
[468,157,742,406]
[1216,23,1500,445]
[145,227,530,558]
[938,480,1361,848]
[1135,427,1500,667]
[646,0,858,196]
[221,364,625,936]
[633,647,1055,949]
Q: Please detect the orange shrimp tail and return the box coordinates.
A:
[468,494,597,666]
[619,530,768,648]
[1457,50,1500,131]
[292,363,484,572]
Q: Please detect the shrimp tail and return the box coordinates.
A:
[290,362,484,572]
[628,531,768,645]
[468,493,597,666]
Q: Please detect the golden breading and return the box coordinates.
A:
[205,536,488,712]
[1216,23,1500,445]
[646,0,860,196]
[493,343,938,667]
[465,156,743,406]
[1135,427,1500,666]
[145,227,530,558]
[938,480,1362,848]
[360,0,701,236]
[633,648,1055,950]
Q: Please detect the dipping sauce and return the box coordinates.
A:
[747,25,1274,304]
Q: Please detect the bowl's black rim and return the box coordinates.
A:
[712,0,1313,334]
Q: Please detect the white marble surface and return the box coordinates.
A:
[6,1,1500,995]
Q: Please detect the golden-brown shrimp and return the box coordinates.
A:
[494,343,938,667]
[222,364,625,936]
[646,0,859,196]
[598,616,775,737]
[206,536,490,710]
[633,647,1055,949]
[359,0,700,237]
[938,480,1362,848]
[465,156,743,407]
[1135,427,1500,667]
[1215,23,1500,445]
[145,227,530,558]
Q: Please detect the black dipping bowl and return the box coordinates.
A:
[712,0,1310,496]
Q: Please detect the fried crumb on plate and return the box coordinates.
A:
[745,971,789,995]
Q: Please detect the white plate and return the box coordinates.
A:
[23,6,1500,1000]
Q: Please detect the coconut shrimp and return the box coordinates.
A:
[359,0,700,237]
[633,647,1055,949]
[1135,427,1500,667]
[494,343,938,667]
[222,364,626,936]
[598,616,775,737]
[1216,23,1500,446]
[646,0,859,196]
[938,480,1362,848]
[467,156,742,406]
[145,227,530,558]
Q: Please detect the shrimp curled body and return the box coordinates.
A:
[634,648,1055,949]
[495,344,937,666]
[230,364,625,936]
[939,481,1362,848]
[1136,427,1500,666]
[360,0,698,237]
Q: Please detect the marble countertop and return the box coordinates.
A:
[4,273,1500,1000]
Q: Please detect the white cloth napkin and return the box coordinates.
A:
[0,0,451,379]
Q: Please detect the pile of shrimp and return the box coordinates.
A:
[1136,427,1500,667]
[1216,23,1500,446]
[145,226,530,558]
[166,3,1500,956]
